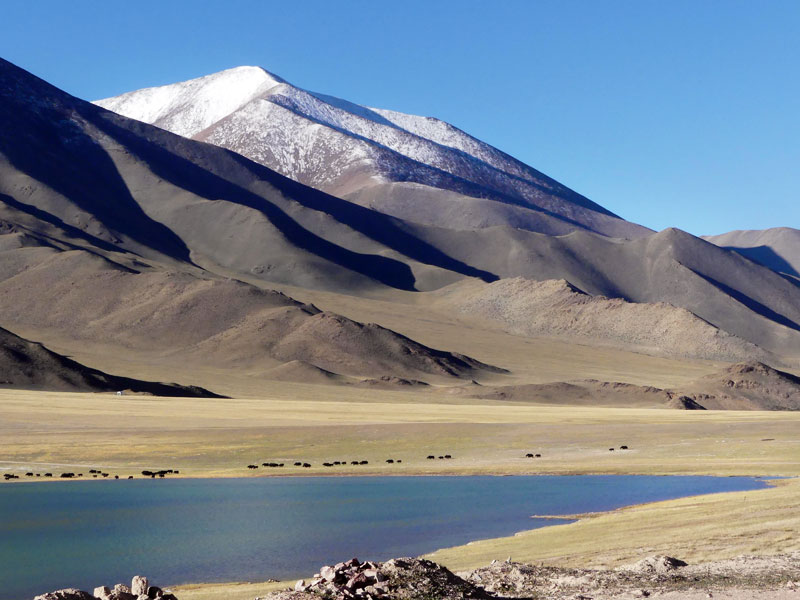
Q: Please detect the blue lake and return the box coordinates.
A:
[0,475,769,600]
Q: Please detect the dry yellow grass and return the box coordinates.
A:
[428,477,800,571]
[172,579,289,600]
[2,389,799,478]
[3,386,798,598]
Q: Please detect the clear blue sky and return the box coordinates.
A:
[2,0,798,235]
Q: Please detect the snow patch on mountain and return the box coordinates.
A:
[94,66,650,239]
[96,66,284,137]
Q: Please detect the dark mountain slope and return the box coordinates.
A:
[96,66,650,239]
[703,228,800,279]
[0,57,493,292]
[0,325,221,396]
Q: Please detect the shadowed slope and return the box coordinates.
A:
[0,245,505,382]
[704,228,800,278]
[95,66,650,239]
[434,277,772,362]
[0,58,496,292]
[412,226,800,359]
[0,326,221,396]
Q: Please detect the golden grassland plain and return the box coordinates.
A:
[3,387,799,600]
[3,290,798,600]
[428,477,800,571]
[2,388,799,478]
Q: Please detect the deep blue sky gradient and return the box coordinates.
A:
[1,0,798,235]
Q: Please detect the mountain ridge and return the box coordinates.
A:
[95,65,651,239]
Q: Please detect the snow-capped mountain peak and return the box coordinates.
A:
[96,65,284,138]
[94,66,650,239]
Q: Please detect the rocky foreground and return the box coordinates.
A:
[34,554,800,600]
[35,576,175,600]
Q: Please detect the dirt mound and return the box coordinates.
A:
[263,360,344,384]
[286,557,488,600]
[447,360,800,410]
[270,312,506,381]
[437,277,772,362]
[0,326,221,396]
[618,555,689,574]
[459,553,800,599]
[355,376,430,389]
[667,396,707,410]
[674,361,800,410]
[458,380,671,408]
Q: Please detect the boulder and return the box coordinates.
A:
[294,580,308,592]
[131,577,149,597]
[345,573,368,591]
[93,587,111,600]
[34,590,96,600]
[620,555,689,574]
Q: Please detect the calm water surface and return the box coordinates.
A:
[0,475,768,600]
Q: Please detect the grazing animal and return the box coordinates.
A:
[114,475,119,479]
[323,462,333,467]
[44,473,52,477]
[427,455,435,459]
[609,448,615,451]
[445,455,452,459]
[294,462,302,466]
[525,453,534,458]
[247,465,258,469]
[360,460,368,465]
[386,459,394,464]
[438,456,444,459]
[620,445,629,450]
[128,476,133,479]
[25,472,33,476]
[351,461,359,465]
[535,454,541,458]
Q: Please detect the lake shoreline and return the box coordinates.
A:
[4,474,774,600]
[2,464,796,484]
[167,473,788,600]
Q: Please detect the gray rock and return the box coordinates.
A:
[131,577,149,597]
[34,590,96,600]
[93,587,111,600]
[294,580,307,592]
[320,565,337,582]
[113,585,131,595]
